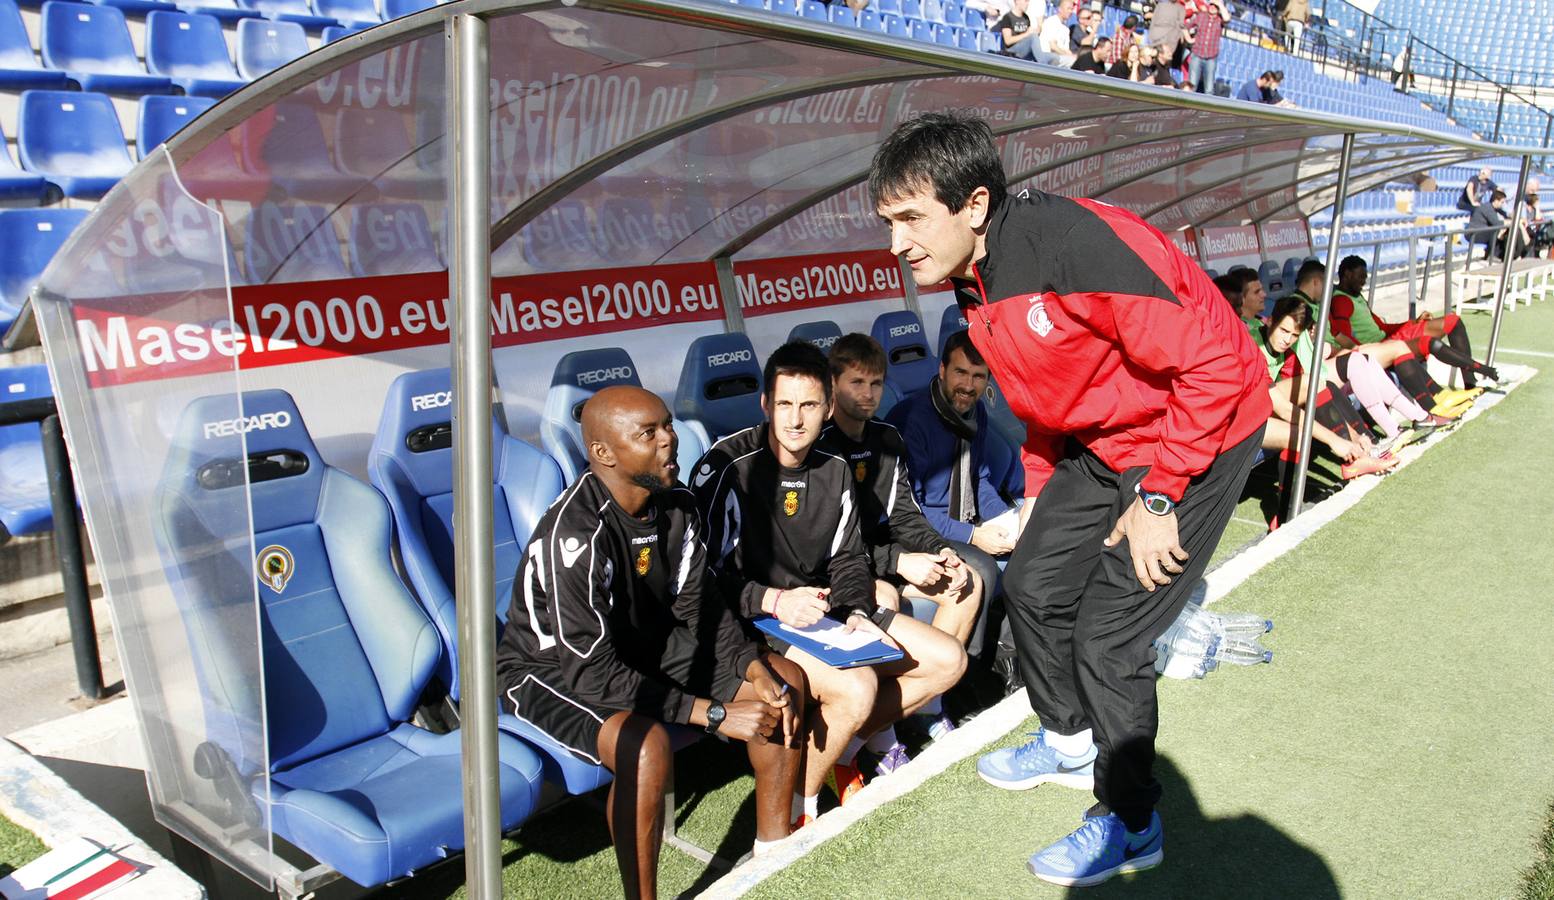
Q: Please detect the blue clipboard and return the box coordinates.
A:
[753,615,904,669]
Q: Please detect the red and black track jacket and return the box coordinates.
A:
[955,193,1272,501]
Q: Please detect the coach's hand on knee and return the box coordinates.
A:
[1105,497,1188,592]
[720,699,782,743]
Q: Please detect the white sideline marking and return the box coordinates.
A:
[1497,347,1554,359]
[701,365,1538,899]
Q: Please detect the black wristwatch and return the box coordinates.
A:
[704,702,726,734]
[1135,483,1176,516]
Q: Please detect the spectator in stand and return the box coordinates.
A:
[1457,165,1496,212]
[1235,70,1290,105]
[994,0,1042,62]
[1185,0,1229,93]
[1071,36,1111,72]
[1278,0,1308,52]
[1070,5,1101,54]
[1106,13,1142,65]
[1469,189,1508,260]
[1038,0,1079,66]
[1390,43,1415,92]
[1110,43,1171,84]
[1146,0,1186,69]
[965,0,1013,27]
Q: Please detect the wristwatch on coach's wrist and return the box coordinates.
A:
[1135,483,1176,516]
[704,702,726,734]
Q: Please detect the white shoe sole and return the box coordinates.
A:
[1029,848,1163,886]
[977,769,1095,791]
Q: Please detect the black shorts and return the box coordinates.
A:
[501,629,747,764]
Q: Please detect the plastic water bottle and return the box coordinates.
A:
[1183,601,1273,637]
[1212,636,1274,666]
[1153,616,1220,679]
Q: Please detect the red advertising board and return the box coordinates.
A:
[1198,224,1263,271]
[734,249,905,317]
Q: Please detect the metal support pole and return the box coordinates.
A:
[1493,88,1505,142]
[1416,244,1434,318]
[1443,228,1455,317]
[1448,61,1458,119]
[1406,237,1418,318]
[40,414,102,700]
[1289,133,1355,523]
[1487,154,1534,366]
[1369,240,1380,284]
[448,13,501,900]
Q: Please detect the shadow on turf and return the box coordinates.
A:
[1071,755,1338,899]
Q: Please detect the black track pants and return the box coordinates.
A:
[1002,428,1261,830]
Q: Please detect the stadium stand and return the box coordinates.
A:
[154,388,545,888]
[0,364,54,541]
[16,90,134,200]
[236,0,337,30]
[314,0,379,28]
[0,1,70,90]
[235,16,309,80]
[0,207,84,331]
[145,10,247,97]
[40,1,175,96]
[136,94,216,152]
[0,122,48,202]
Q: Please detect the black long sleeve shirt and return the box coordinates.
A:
[816,419,952,575]
[691,424,875,622]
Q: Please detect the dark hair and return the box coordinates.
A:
[1268,294,1311,333]
[1212,272,1243,303]
[1234,268,1262,290]
[869,112,1008,217]
[1296,259,1326,285]
[828,333,886,378]
[1123,13,1140,27]
[941,330,986,369]
[763,340,832,402]
[1337,255,1366,277]
[1491,188,1507,202]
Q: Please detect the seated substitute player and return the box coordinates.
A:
[693,340,967,828]
[818,333,981,763]
[496,385,806,899]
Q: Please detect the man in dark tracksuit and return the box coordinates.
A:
[870,112,1271,887]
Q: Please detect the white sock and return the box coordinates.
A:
[919,695,943,717]
[1045,727,1094,758]
[804,794,818,820]
[838,736,865,766]
[753,836,781,856]
[865,726,898,754]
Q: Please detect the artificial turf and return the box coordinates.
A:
[1521,798,1554,900]
[748,301,1554,898]
[0,811,46,880]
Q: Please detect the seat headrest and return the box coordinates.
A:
[373,367,511,498]
[549,347,641,392]
[871,310,936,394]
[674,333,762,439]
[164,388,325,535]
[786,320,842,352]
[937,305,969,356]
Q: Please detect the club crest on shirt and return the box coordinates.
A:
[854,460,868,482]
[783,490,799,516]
[256,544,294,593]
[1027,298,1054,338]
[635,546,652,576]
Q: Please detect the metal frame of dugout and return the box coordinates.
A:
[24,0,1544,894]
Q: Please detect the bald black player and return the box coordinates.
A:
[495,386,806,899]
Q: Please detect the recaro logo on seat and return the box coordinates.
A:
[411,391,453,412]
[707,349,753,367]
[203,411,293,440]
[577,366,633,386]
[887,323,921,338]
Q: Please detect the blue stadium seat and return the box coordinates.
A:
[882,12,907,36]
[941,2,963,25]
[1281,256,1301,291]
[17,91,134,200]
[731,0,765,8]
[315,0,376,27]
[875,0,899,11]
[179,0,264,22]
[674,333,763,442]
[41,2,174,95]
[0,2,70,90]
[937,303,968,356]
[0,121,49,203]
[97,0,178,14]
[786,319,842,351]
[137,95,217,153]
[0,209,87,333]
[828,3,856,25]
[0,365,54,540]
[963,7,982,28]
[858,7,879,29]
[801,0,827,20]
[540,347,707,484]
[368,368,563,705]
[910,18,934,42]
[237,0,336,29]
[235,17,308,80]
[1257,259,1284,296]
[145,11,246,98]
[348,203,442,276]
[900,0,920,17]
[243,202,349,283]
[155,389,543,888]
[956,25,977,50]
[870,310,936,397]
[321,22,366,40]
[239,99,365,200]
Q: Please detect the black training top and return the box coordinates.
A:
[690,424,875,622]
[495,472,757,725]
[816,418,951,575]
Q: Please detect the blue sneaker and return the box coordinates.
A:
[976,730,1096,791]
[1028,811,1163,887]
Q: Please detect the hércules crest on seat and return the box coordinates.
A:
[256,544,295,593]
[635,546,651,576]
[783,490,799,516]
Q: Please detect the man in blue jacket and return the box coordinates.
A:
[886,329,1023,569]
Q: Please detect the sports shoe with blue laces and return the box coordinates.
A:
[976,729,1097,791]
[1028,811,1163,887]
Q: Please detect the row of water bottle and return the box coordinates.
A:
[1154,584,1274,680]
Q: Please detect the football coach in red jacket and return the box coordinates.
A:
[869,112,1271,887]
